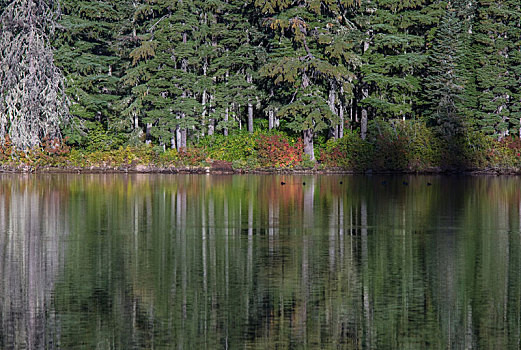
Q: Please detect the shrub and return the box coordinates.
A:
[369,119,442,171]
[198,132,256,161]
[176,147,206,166]
[255,133,303,168]
[319,130,374,170]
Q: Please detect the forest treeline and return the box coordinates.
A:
[0,0,520,171]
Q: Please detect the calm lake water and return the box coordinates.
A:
[0,174,520,349]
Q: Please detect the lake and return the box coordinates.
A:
[0,174,520,349]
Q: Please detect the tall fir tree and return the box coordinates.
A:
[471,0,521,138]
[256,0,359,160]
[423,0,470,138]
[354,0,443,138]
[54,0,133,147]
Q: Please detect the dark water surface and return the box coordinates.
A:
[0,174,520,349]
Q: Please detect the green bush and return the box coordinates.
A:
[198,132,257,162]
[368,119,442,171]
[319,130,374,170]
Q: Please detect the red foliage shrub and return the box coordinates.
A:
[256,134,303,167]
[500,136,521,150]
[177,147,206,166]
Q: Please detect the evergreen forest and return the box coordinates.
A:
[0,0,521,171]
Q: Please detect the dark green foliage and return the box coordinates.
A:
[356,0,443,120]
[1,0,514,169]
[258,0,360,159]
[470,0,521,138]
[54,0,134,146]
[423,0,469,138]
[320,129,374,170]
[368,119,442,170]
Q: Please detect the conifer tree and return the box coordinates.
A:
[471,0,521,138]
[54,0,133,146]
[0,0,69,149]
[124,0,200,149]
[354,0,443,136]
[423,0,469,138]
[257,0,359,160]
[207,0,265,136]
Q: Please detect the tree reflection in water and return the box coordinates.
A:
[0,174,520,349]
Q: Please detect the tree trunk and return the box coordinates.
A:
[361,109,368,140]
[338,86,345,138]
[303,129,315,161]
[328,85,338,138]
[208,95,214,136]
[201,59,208,137]
[181,127,187,148]
[248,103,253,133]
[361,85,368,140]
[176,114,182,150]
[360,39,370,140]
[208,119,214,136]
[339,102,344,138]
[224,107,229,136]
[247,74,254,133]
[146,123,152,144]
[268,109,274,130]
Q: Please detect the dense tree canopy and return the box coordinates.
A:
[1,0,521,156]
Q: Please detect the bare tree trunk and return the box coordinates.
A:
[247,74,254,133]
[248,103,254,133]
[224,107,229,136]
[301,73,315,160]
[361,85,368,140]
[329,84,339,138]
[339,101,344,138]
[268,109,274,130]
[178,32,188,145]
[339,86,345,138]
[208,95,214,136]
[171,129,176,149]
[176,115,181,150]
[146,123,152,144]
[181,127,187,148]
[303,129,315,161]
[202,60,208,137]
[361,40,370,140]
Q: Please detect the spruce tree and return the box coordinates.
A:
[423,0,468,138]
[124,0,200,149]
[54,0,133,147]
[257,0,359,160]
[207,0,265,136]
[471,0,521,138]
[354,0,443,136]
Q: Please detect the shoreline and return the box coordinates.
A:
[0,164,518,176]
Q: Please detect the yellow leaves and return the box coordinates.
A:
[267,18,289,31]
[129,41,157,65]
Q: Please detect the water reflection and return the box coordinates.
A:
[0,174,520,348]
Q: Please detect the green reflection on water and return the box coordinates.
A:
[0,174,520,349]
